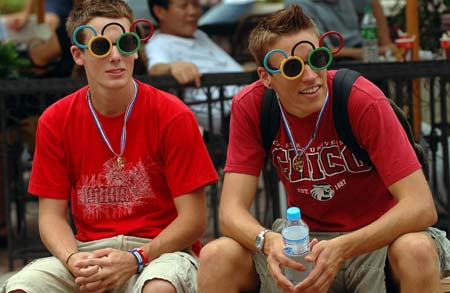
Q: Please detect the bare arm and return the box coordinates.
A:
[372,0,397,55]
[149,61,202,87]
[220,172,304,291]
[334,47,364,60]
[38,197,78,265]
[372,0,393,47]
[219,172,266,250]
[332,169,436,259]
[143,186,207,260]
[297,169,437,291]
[334,0,395,60]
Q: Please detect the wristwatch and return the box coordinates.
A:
[255,229,271,254]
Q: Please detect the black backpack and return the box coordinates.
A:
[260,68,428,178]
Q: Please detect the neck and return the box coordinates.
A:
[282,94,327,118]
[88,81,136,116]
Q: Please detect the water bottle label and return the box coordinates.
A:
[283,235,309,256]
[361,27,377,40]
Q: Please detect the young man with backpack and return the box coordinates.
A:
[198,5,449,293]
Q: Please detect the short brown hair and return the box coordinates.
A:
[248,5,319,67]
[66,0,135,44]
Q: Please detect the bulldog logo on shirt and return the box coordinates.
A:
[310,183,334,201]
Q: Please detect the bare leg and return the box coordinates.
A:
[198,237,260,293]
[388,232,440,293]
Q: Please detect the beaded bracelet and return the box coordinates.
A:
[129,248,144,273]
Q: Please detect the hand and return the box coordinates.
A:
[379,43,398,58]
[4,11,29,31]
[293,238,345,293]
[169,61,202,88]
[66,251,97,278]
[73,248,138,292]
[264,234,317,292]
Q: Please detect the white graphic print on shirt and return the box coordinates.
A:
[77,157,153,220]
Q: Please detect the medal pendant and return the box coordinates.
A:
[117,156,125,169]
[293,155,303,172]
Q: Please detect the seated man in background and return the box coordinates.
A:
[145,0,243,135]
[284,0,396,61]
[1,0,218,292]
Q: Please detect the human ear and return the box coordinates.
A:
[257,66,272,88]
[71,45,85,66]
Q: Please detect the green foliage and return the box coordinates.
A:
[0,42,30,79]
[389,0,449,52]
[0,0,26,14]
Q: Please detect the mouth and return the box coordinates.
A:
[106,68,126,74]
[299,85,321,95]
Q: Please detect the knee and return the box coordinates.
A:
[142,279,176,293]
[199,237,250,273]
[388,233,438,273]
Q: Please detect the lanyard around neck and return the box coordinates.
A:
[86,80,138,160]
[276,91,329,162]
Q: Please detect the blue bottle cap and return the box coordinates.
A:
[286,207,301,220]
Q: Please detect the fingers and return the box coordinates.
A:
[90,248,112,258]
[268,260,294,292]
[194,73,202,88]
[267,253,298,292]
[171,62,202,87]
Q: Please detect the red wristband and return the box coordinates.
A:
[135,248,149,264]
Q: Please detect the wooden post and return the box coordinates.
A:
[406,0,421,140]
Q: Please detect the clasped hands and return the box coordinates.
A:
[66,248,139,292]
[265,233,345,293]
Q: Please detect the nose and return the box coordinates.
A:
[301,63,318,81]
[108,44,122,61]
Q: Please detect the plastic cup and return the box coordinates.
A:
[395,38,415,61]
[440,39,450,60]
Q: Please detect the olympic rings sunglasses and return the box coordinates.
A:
[263,31,344,80]
[73,19,154,58]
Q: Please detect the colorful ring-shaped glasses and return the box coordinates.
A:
[263,31,344,80]
[73,19,154,58]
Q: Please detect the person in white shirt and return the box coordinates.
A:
[145,0,243,135]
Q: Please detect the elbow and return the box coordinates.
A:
[425,204,438,227]
[419,199,438,228]
[195,212,208,240]
[218,204,232,236]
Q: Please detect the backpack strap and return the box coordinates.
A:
[387,99,429,179]
[331,68,373,165]
[260,88,280,160]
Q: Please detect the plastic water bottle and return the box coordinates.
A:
[361,6,379,62]
[282,207,312,285]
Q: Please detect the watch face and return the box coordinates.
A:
[256,235,263,250]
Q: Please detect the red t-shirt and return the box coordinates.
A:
[29,80,218,254]
[225,70,420,232]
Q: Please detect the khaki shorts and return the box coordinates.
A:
[1,235,198,293]
[254,219,450,293]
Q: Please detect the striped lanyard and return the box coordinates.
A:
[86,80,138,168]
[275,91,329,172]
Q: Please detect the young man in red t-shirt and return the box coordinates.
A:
[1,0,217,292]
[198,5,449,293]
